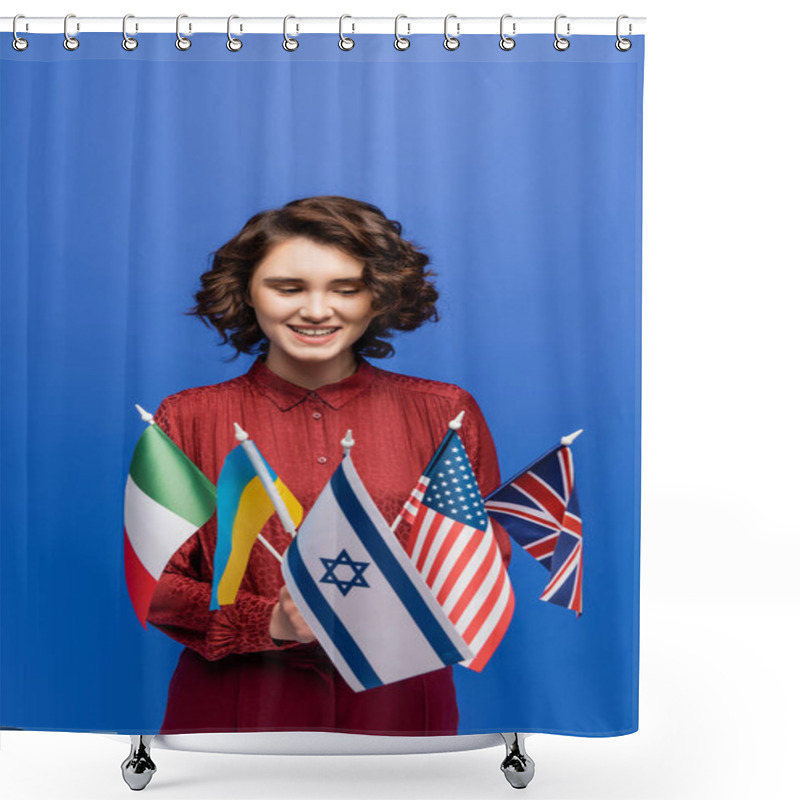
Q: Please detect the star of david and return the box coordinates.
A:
[319,549,370,596]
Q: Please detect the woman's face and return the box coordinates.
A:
[247,237,378,365]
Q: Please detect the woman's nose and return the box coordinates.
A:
[300,293,334,320]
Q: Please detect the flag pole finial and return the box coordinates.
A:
[135,404,154,424]
[341,429,355,455]
[561,428,584,446]
[234,421,249,442]
[449,410,465,430]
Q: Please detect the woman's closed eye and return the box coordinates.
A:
[274,287,360,295]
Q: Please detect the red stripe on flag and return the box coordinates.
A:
[468,588,515,672]
[541,542,580,598]
[571,544,584,616]
[448,537,498,625]
[124,529,157,628]
[431,524,479,606]
[558,448,574,496]
[526,534,559,559]
[413,511,446,572]
[513,472,566,524]
[487,504,561,530]
[426,520,466,590]
[563,512,583,537]
[462,557,506,642]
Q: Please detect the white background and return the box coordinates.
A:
[1,1,798,798]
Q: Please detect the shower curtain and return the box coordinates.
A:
[0,29,643,738]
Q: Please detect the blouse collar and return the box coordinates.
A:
[247,355,376,411]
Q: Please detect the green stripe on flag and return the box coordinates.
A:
[130,424,216,528]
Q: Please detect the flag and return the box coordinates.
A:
[281,451,473,693]
[395,427,515,672]
[211,442,303,610]
[484,443,583,616]
[124,421,216,627]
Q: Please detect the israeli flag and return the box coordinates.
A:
[282,452,474,693]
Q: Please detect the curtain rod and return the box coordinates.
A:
[1,16,646,36]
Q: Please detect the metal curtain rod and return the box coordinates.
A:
[1,16,646,35]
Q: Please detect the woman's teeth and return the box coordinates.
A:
[289,326,339,337]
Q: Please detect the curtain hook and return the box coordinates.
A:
[616,15,632,51]
[227,15,243,51]
[283,15,299,51]
[339,14,355,51]
[499,13,516,51]
[443,13,460,51]
[63,13,80,51]
[175,13,191,50]
[122,14,138,51]
[553,14,570,51]
[12,14,29,51]
[394,14,410,51]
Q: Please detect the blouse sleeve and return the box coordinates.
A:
[458,390,513,568]
[145,395,299,660]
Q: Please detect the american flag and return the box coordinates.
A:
[484,442,583,616]
[392,426,514,672]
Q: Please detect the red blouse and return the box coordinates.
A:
[148,355,512,661]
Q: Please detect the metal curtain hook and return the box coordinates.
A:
[227,15,243,51]
[64,13,79,51]
[283,15,299,51]
[176,13,191,50]
[554,14,570,51]
[12,14,29,51]
[394,14,410,50]
[499,13,516,51]
[122,14,138,51]
[616,14,632,51]
[339,14,355,50]
[443,13,460,51]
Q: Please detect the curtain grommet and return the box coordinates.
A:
[227,15,243,51]
[615,15,632,51]
[339,15,355,51]
[283,15,299,51]
[394,15,410,51]
[443,14,460,51]
[553,15,570,51]
[12,15,29,51]
[63,13,80,51]
[175,14,191,51]
[122,15,138,51]
[499,14,516,51]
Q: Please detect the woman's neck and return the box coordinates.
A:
[264,349,359,390]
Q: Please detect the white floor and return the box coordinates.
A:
[2,599,796,800]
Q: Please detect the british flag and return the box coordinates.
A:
[484,441,583,616]
[392,425,515,672]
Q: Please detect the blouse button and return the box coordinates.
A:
[317,456,328,464]
[312,411,322,420]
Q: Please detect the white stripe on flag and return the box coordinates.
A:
[124,475,197,579]
[462,570,514,667]
[439,529,495,615]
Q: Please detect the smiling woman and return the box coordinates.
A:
[146,196,512,736]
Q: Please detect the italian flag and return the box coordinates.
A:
[124,420,216,627]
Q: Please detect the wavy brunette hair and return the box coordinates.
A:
[189,196,439,361]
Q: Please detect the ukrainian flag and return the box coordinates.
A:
[211,444,303,609]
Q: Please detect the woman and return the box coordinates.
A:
[148,195,512,735]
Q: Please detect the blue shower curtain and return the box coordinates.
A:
[0,32,643,736]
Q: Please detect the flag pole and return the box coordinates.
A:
[561,428,584,446]
[341,428,355,457]
[234,422,298,539]
[135,403,155,425]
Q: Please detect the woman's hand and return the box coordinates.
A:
[269,584,317,643]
